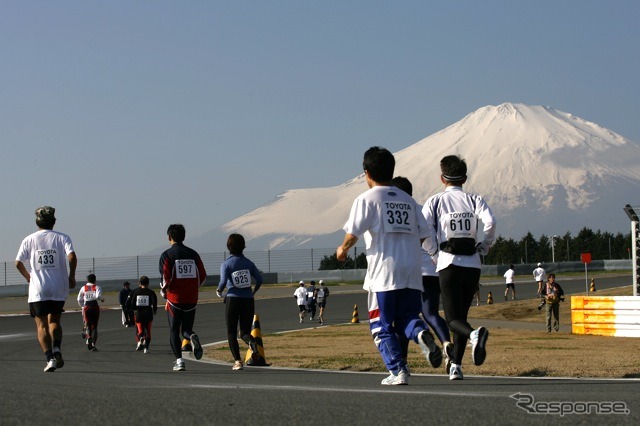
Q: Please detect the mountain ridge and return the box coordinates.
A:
[177,103,640,255]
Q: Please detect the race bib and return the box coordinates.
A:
[175,259,197,279]
[443,211,477,239]
[137,295,150,307]
[35,249,58,271]
[382,201,415,234]
[231,269,251,288]
[84,290,97,301]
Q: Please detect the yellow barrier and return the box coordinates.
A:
[571,296,640,337]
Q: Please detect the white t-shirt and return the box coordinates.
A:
[533,267,546,282]
[503,269,515,284]
[16,229,75,303]
[294,286,307,305]
[422,186,496,272]
[343,185,428,293]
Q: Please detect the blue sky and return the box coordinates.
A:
[1,1,638,261]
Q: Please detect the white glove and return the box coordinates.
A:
[160,289,167,299]
[216,290,223,298]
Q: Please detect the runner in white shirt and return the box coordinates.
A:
[503,264,516,300]
[293,281,308,323]
[422,155,496,380]
[533,263,546,297]
[15,206,77,372]
[337,147,441,386]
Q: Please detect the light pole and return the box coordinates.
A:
[551,235,557,264]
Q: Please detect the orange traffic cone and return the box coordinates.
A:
[351,304,360,323]
[487,291,494,305]
[244,314,269,366]
[590,278,597,292]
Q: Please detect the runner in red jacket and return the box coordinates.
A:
[159,224,207,371]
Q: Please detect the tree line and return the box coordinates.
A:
[319,227,632,270]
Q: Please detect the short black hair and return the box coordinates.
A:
[87,274,96,283]
[167,224,186,243]
[390,176,412,196]
[440,155,467,183]
[509,264,514,269]
[139,275,149,286]
[226,233,246,256]
[35,206,56,230]
[363,146,395,183]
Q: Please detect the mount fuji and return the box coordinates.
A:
[188,103,640,253]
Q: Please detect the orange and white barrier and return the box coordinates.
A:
[571,296,640,337]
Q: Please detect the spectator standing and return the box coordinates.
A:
[541,274,564,332]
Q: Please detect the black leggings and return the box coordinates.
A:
[166,303,196,359]
[439,265,481,365]
[225,297,256,361]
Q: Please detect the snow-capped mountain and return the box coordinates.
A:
[188,103,640,252]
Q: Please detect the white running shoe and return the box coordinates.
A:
[143,348,149,354]
[232,360,244,371]
[443,342,454,373]
[173,359,186,371]
[449,364,464,380]
[44,359,56,372]
[381,370,408,385]
[190,334,203,360]
[470,327,489,366]
[136,340,143,351]
[417,330,442,368]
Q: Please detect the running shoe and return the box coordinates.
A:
[449,364,463,380]
[232,360,243,371]
[443,342,454,373]
[299,317,303,323]
[136,340,144,351]
[381,370,408,385]
[91,346,98,352]
[53,351,64,369]
[470,326,489,366]
[173,359,186,371]
[417,330,442,368]
[249,340,259,356]
[143,348,149,354]
[44,359,56,372]
[86,338,93,351]
[190,334,203,360]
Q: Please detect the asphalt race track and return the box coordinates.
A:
[0,276,638,425]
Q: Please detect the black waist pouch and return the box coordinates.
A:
[440,238,477,255]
